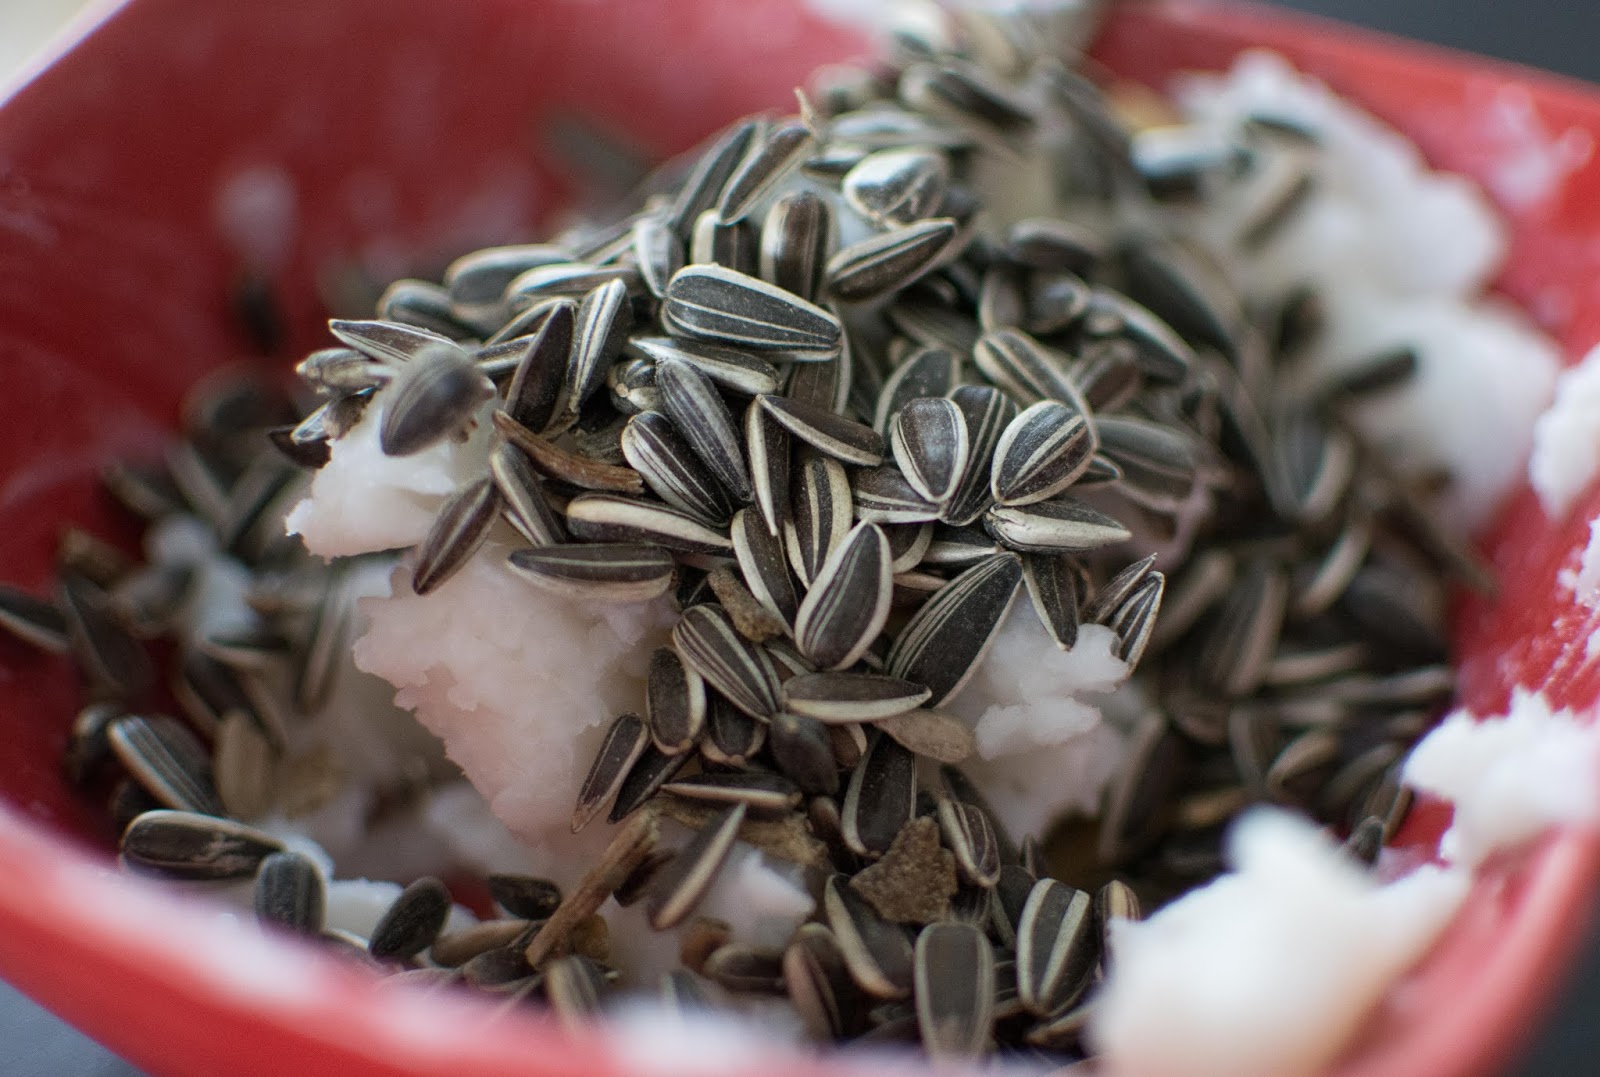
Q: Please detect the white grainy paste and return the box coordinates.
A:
[1090,810,1470,1077]
[1530,342,1600,519]
[1404,687,1600,867]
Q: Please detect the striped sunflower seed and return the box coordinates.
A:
[769,712,841,796]
[120,810,283,880]
[719,120,815,222]
[444,244,566,319]
[1107,572,1164,670]
[785,922,864,1041]
[914,922,995,1060]
[609,744,691,823]
[214,711,276,821]
[843,148,950,225]
[622,411,738,525]
[760,191,831,303]
[647,646,708,755]
[842,733,917,858]
[295,347,391,394]
[890,397,969,506]
[984,496,1132,554]
[782,672,931,723]
[572,713,649,831]
[628,336,784,397]
[990,401,1096,506]
[668,119,763,237]
[826,218,959,303]
[489,441,568,547]
[759,394,886,467]
[503,299,576,433]
[745,400,791,535]
[656,357,754,503]
[1200,558,1289,698]
[255,850,325,935]
[506,544,675,603]
[1020,552,1086,650]
[795,522,893,671]
[692,210,758,275]
[664,264,843,355]
[1015,878,1096,1017]
[785,451,854,587]
[0,584,70,653]
[731,508,799,631]
[412,479,501,596]
[873,345,959,435]
[566,493,732,554]
[378,344,493,457]
[545,955,610,1029]
[937,797,1002,887]
[703,943,787,994]
[972,328,1088,413]
[647,802,748,930]
[704,694,766,766]
[852,465,941,525]
[943,385,1018,526]
[107,715,220,816]
[784,343,851,413]
[661,770,802,814]
[328,319,455,365]
[507,262,640,307]
[58,573,154,700]
[369,876,452,960]
[673,604,782,719]
[886,553,1022,706]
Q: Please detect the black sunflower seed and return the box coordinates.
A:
[943,385,1018,527]
[107,715,219,816]
[873,346,960,435]
[1019,553,1085,651]
[770,712,842,796]
[370,877,452,960]
[842,734,917,858]
[673,605,782,719]
[885,553,1023,706]
[647,646,708,755]
[759,395,886,467]
[572,713,649,831]
[913,922,995,1060]
[665,264,843,355]
[412,479,500,596]
[328,319,455,365]
[782,672,931,723]
[627,336,783,397]
[647,802,748,930]
[990,401,1096,507]
[852,465,941,525]
[826,218,960,303]
[824,874,914,1000]
[843,148,950,225]
[719,120,815,222]
[795,523,893,672]
[378,344,493,457]
[656,357,754,503]
[503,299,577,433]
[621,411,739,525]
[760,190,832,303]
[984,496,1131,554]
[785,451,854,587]
[890,397,969,506]
[120,810,283,881]
[255,850,325,935]
[1015,878,1096,1017]
[662,770,802,814]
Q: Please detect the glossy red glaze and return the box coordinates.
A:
[0,1,1597,1074]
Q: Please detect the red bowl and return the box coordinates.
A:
[2,1,1599,1074]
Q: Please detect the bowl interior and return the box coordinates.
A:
[1,1,1599,1074]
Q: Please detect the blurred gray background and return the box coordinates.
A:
[3,0,1600,1073]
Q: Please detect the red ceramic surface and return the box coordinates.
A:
[1,1,1598,1074]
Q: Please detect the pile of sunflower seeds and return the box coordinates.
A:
[0,0,1494,1066]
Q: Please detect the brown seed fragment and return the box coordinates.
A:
[849,816,958,925]
[706,566,787,642]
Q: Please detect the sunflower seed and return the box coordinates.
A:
[561,278,633,422]
[760,395,886,467]
[662,770,801,815]
[1265,729,1341,805]
[58,573,153,699]
[668,119,763,238]
[1108,573,1164,670]
[378,344,493,457]
[1149,547,1234,651]
[368,877,452,960]
[665,264,843,355]
[990,401,1095,507]
[1073,338,1143,413]
[943,385,1018,526]
[627,336,783,397]
[704,693,766,766]
[107,715,219,816]
[984,497,1131,554]
[873,347,959,435]
[738,402,791,538]
[1018,553,1085,651]
[627,216,682,301]
[508,262,640,306]
[785,344,851,413]
[488,445,566,547]
[1201,559,1289,698]
[543,955,609,1028]
[719,121,815,222]
[843,148,950,225]
[120,810,283,880]
[1119,237,1242,363]
[412,479,500,596]
[824,874,914,1000]
[722,511,797,633]
[654,358,753,503]
[785,922,863,1040]
[647,802,748,930]
[782,672,931,723]
[572,713,649,831]
[826,218,959,303]
[971,328,1087,412]
[213,712,276,821]
[647,647,708,755]
[444,244,566,317]
[463,945,535,990]
[841,733,917,859]
[770,712,841,796]
[505,543,675,604]
[785,451,853,586]
[937,798,1001,887]
[703,943,788,994]
[295,347,391,393]
[503,299,576,432]
[0,585,69,653]
[606,355,660,414]
[621,412,738,525]
[886,553,1022,705]
[430,920,534,968]
[673,605,781,719]
[255,850,325,934]
[691,209,757,274]
[760,191,831,303]
[1005,217,1105,274]
[872,709,975,764]
[328,319,455,365]
[852,465,941,525]
[1293,509,1372,618]
[886,397,969,508]
[566,493,732,554]
[914,922,995,1060]
[1343,815,1387,866]
[377,279,467,337]
[1015,878,1096,1017]
[795,523,893,671]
